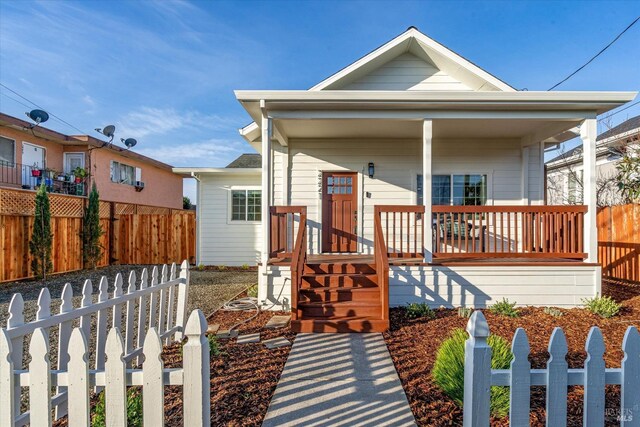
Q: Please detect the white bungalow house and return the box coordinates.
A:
[176,27,636,332]
[546,115,640,206]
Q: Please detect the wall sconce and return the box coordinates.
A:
[368,162,375,178]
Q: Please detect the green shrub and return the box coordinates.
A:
[208,334,221,356]
[432,328,512,417]
[92,387,143,427]
[489,298,519,318]
[405,302,435,319]
[241,263,250,270]
[543,307,564,317]
[457,307,473,318]
[218,265,227,271]
[582,295,621,318]
[247,284,258,298]
[197,263,205,271]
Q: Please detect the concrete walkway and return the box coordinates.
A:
[262,333,416,427]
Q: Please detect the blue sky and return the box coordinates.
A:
[1,0,639,201]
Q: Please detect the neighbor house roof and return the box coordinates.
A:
[226,153,261,168]
[0,112,175,171]
[546,114,640,166]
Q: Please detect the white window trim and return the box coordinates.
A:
[425,171,494,205]
[110,160,137,186]
[227,186,262,225]
[0,134,16,167]
[63,152,85,173]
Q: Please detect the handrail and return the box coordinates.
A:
[270,206,306,258]
[289,207,307,321]
[374,206,390,323]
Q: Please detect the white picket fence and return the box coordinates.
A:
[463,311,640,427]
[0,261,192,426]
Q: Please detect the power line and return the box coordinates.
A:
[0,91,34,110]
[548,16,640,90]
[598,100,640,122]
[0,82,90,135]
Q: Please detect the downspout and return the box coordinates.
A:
[191,172,201,266]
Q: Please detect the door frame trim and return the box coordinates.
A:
[321,170,359,253]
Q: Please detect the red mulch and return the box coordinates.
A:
[162,309,295,426]
[384,284,640,427]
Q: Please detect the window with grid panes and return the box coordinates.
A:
[231,189,261,221]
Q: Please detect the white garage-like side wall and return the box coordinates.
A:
[197,172,262,266]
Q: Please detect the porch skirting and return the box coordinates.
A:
[259,264,601,310]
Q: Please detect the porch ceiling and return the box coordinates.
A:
[274,118,583,141]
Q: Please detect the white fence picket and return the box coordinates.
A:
[136,268,149,366]
[462,311,491,427]
[124,271,137,363]
[0,329,15,427]
[148,267,159,330]
[67,328,90,427]
[183,310,210,426]
[105,328,127,427]
[143,328,165,427]
[175,260,190,340]
[509,328,530,427]
[80,280,93,339]
[584,326,605,426]
[158,265,168,339]
[546,328,568,427]
[95,276,109,383]
[622,326,640,427]
[165,263,177,344]
[28,328,52,427]
[112,273,124,331]
[55,283,74,419]
[7,293,24,418]
[36,288,51,329]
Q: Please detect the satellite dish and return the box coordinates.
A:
[26,109,49,125]
[95,125,116,139]
[121,138,137,149]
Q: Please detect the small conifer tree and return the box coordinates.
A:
[30,184,53,280]
[83,183,104,269]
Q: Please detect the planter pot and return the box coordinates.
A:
[75,177,82,183]
[31,170,41,177]
[57,175,66,181]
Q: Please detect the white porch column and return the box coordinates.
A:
[260,101,272,267]
[423,120,433,262]
[580,119,598,263]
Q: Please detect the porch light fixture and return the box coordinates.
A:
[368,162,375,178]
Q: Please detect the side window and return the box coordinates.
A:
[231,189,262,222]
[0,136,15,166]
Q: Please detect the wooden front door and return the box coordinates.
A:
[322,172,358,253]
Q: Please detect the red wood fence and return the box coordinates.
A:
[0,187,195,282]
[597,204,640,284]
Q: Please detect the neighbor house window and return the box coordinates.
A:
[568,170,583,204]
[231,189,261,221]
[110,161,140,185]
[417,174,487,205]
[0,136,15,166]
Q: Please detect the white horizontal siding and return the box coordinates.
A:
[341,53,473,91]
[286,138,526,254]
[389,265,599,308]
[198,174,261,266]
[527,144,544,204]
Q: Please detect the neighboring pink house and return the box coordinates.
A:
[0,112,183,209]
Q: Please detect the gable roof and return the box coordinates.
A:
[546,115,640,164]
[310,27,516,92]
[226,153,261,168]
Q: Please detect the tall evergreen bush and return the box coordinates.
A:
[30,184,53,280]
[83,183,104,269]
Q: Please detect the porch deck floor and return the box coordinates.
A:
[268,254,594,267]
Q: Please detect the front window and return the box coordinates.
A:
[231,189,261,221]
[0,136,15,167]
[110,161,138,185]
[417,174,488,205]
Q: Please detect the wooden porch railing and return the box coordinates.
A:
[374,205,588,260]
[374,207,390,324]
[281,207,307,321]
[432,205,588,259]
[269,206,305,258]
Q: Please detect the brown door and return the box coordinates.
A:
[322,171,358,253]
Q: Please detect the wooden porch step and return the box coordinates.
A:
[299,287,380,303]
[291,317,388,333]
[301,273,378,288]
[304,263,376,275]
[298,301,381,318]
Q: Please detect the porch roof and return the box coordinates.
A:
[236,90,636,148]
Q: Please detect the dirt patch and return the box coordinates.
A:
[162,309,295,426]
[384,294,640,426]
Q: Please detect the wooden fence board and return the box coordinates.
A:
[597,204,640,284]
[0,188,195,282]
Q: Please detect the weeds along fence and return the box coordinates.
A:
[0,187,196,282]
[597,204,640,284]
[463,311,640,427]
[0,261,192,426]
